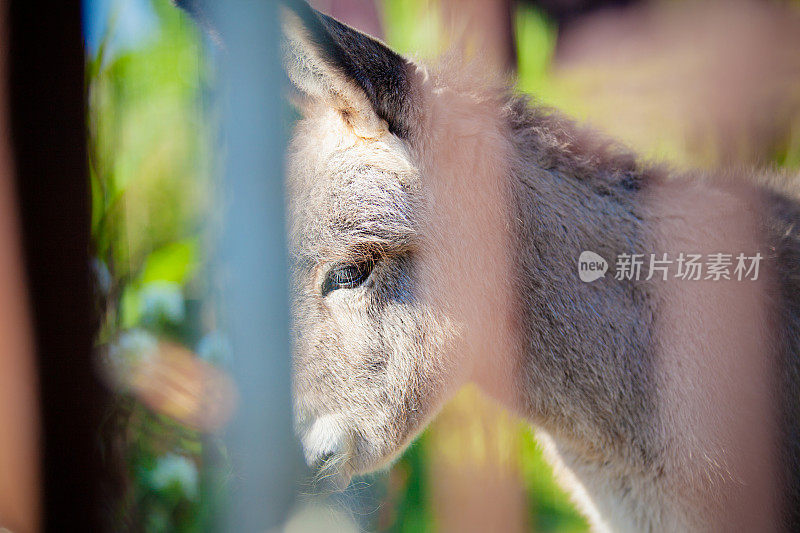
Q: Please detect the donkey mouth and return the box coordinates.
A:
[299,413,353,490]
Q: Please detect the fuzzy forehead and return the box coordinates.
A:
[287,108,421,264]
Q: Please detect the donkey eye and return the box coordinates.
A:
[322,259,375,296]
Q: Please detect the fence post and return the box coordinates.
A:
[211,2,299,530]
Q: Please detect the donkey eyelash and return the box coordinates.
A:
[321,258,375,296]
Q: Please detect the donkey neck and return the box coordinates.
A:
[504,98,783,530]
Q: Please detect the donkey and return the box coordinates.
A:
[179,0,800,529]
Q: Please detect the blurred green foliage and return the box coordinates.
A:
[88,1,223,530]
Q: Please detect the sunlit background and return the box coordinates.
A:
[84,0,800,531]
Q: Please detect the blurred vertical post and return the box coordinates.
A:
[440,0,516,72]
[7,0,104,529]
[211,1,298,531]
[309,0,383,38]
[0,3,39,530]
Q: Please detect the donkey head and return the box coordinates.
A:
[284,3,463,483]
[177,0,509,484]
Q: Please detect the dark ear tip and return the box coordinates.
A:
[282,0,328,38]
[282,1,414,138]
[172,0,223,44]
[281,0,315,18]
[180,0,414,139]
[281,0,345,64]
[172,0,208,21]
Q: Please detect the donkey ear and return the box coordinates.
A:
[282,1,414,138]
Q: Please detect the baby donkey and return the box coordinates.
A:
[282,3,800,531]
